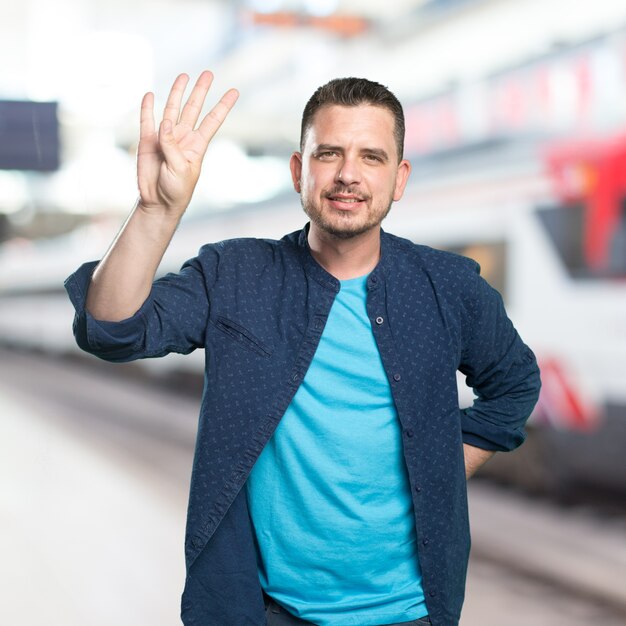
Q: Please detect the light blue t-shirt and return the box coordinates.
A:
[245,273,426,625]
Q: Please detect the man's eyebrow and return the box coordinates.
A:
[362,147,389,161]
[313,144,343,153]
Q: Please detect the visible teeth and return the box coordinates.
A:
[333,198,360,202]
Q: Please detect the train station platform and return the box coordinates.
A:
[0,384,188,626]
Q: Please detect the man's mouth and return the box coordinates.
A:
[325,193,367,208]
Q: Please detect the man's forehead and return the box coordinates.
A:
[305,104,396,145]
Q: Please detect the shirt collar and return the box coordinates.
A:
[297,222,390,292]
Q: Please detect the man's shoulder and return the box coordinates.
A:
[383,230,480,277]
[384,231,487,320]
[194,228,302,260]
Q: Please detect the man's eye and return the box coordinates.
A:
[364,154,382,162]
[317,151,337,159]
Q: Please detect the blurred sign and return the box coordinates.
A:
[0,100,60,172]
[405,30,626,155]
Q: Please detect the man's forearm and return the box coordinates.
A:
[463,443,495,478]
[85,202,181,322]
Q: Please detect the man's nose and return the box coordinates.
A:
[336,156,361,185]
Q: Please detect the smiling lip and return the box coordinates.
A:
[325,194,366,209]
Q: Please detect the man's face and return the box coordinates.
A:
[290,104,411,240]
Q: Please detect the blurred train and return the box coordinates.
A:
[1,131,625,497]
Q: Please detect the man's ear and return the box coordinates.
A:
[290,152,303,193]
[393,159,411,202]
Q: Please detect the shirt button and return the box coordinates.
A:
[375,316,384,325]
[191,536,203,548]
[429,590,437,598]
[422,538,429,546]
[371,276,378,283]
[393,373,401,382]
[405,429,414,438]
[315,318,324,329]
[292,373,300,382]
[415,485,422,493]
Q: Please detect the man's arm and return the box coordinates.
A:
[458,265,541,453]
[85,71,238,322]
[463,443,495,478]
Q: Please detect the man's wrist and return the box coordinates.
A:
[135,198,186,221]
[463,443,496,478]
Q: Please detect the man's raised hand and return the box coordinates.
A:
[137,71,239,218]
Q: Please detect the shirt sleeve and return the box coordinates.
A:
[458,267,541,452]
[64,250,214,363]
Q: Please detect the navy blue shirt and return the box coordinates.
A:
[65,223,541,626]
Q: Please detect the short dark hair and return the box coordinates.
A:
[300,77,405,161]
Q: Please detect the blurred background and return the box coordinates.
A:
[1,0,626,624]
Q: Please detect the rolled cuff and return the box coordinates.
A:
[64,261,150,362]
[460,409,527,452]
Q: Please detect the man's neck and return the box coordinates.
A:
[307,224,381,280]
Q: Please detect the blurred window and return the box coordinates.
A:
[537,201,626,280]
[432,241,508,302]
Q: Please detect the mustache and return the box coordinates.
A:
[323,185,370,199]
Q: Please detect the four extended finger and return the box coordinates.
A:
[197,88,240,145]
[179,70,214,129]
[163,73,190,125]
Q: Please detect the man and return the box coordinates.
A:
[65,72,541,626]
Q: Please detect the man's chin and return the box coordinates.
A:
[313,219,378,240]
[302,201,389,240]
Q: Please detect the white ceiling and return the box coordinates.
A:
[4,0,626,149]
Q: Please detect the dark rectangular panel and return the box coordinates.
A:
[0,100,60,171]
